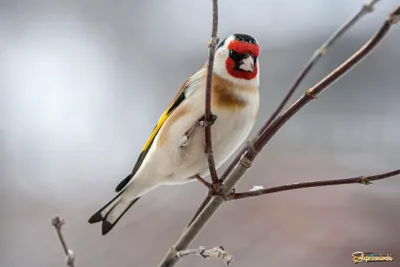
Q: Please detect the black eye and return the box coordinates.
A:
[229,49,245,62]
[229,49,238,59]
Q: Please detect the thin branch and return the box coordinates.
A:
[186,194,213,228]
[219,138,254,183]
[191,0,384,229]
[228,169,400,201]
[157,5,400,267]
[51,215,75,267]
[260,0,382,132]
[219,0,381,183]
[203,0,220,186]
[176,246,234,266]
[251,4,400,155]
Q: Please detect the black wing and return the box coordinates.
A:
[115,84,188,192]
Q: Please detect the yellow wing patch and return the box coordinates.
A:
[140,80,189,153]
[115,79,190,192]
[140,108,170,152]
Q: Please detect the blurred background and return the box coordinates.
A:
[0,0,399,266]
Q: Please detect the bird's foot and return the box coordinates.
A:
[180,122,199,148]
[198,114,217,128]
[178,135,189,147]
[179,114,217,148]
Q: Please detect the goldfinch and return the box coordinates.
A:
[88,33,261,235]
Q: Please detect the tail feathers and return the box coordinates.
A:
[101,197,140,235]
[115,173,133,192]
[88,190,123,224]
[88,191,140,235]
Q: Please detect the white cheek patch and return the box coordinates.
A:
[212,34,260,87]
[213,49,260,87]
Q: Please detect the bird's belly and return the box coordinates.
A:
[157,107,255,184]
[209,111,252,166]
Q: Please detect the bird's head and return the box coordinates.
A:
[213,33,260,86]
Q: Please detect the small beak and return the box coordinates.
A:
[239,54,255,73]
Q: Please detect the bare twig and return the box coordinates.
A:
[186,194,213,228]
[203,0,220,186]
[176,246,234,266]
[189,0,384,229]
[251,5,400,155]
[220,0,381,183]
[157,5,400,267]
[260,0,382,132]
[228,169,400,200]
[51,215,75,267]
[219,138,254,183]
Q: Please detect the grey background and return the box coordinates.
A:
[0,0,399,267]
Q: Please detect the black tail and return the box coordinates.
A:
[88,190,140,235]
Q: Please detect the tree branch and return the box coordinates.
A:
[251,4,400,155]
[157,4,400,267]
[219,0,382,183]
[228,169,400,201]
[176,246,234,266]
[203,0,220,186]
[188,0,385,228]
[51,215,75,267]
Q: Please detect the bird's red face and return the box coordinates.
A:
[224,35,260,80]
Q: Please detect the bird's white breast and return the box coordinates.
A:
[147,82,259,184]
[207,97,258,168]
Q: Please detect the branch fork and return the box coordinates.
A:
[157,2,400,267]
[195,174,225,195]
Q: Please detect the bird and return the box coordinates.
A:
[88,33,261,235]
